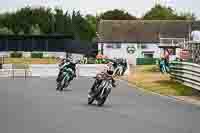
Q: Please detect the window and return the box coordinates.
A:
[141,44,147,49]
[143,52,154,58]
[106,43,121,49]
[113,44,121,49]
[106,44,113,48]
[144,54,153,58]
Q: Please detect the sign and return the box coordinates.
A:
[127,46,136,54]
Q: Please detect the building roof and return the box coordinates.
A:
[97,20,200,43]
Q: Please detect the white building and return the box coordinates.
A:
[97,20,200,65]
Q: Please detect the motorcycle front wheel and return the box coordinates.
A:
[59,78,69,91]
[56,82,61,91]
[97,97,107,106]
[88,97,94,105]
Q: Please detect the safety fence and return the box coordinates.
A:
[0,64,107,78]
[170,61,200,91]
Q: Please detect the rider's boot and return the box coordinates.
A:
[111,78,116,88]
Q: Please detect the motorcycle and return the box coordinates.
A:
[88,73,113,106]
[56,68,74,91]
[113,64,123,77]
[56,62,77,91]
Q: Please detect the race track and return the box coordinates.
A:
[0,77,199,133]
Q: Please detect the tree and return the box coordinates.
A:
[0,7,96,41]
[177,12,196,20]
[18,30,24,35]
[100,9,137,20]
[0,27,13,34]
[143,4,196,20]
[30,24,42,35]
[86,14,96,29]
[54,8,65,34]
[63,11,73,36]
[85,14,97,41]
[31,7,53,34]
[143,4,178,20]
[72,10,94,41]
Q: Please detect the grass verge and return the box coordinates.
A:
[3,58,57,64]
[127,65,200,96]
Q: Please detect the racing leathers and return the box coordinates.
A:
[56,61,76,83]
[89,63,116,96]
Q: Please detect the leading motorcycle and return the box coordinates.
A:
[88,73,113,106]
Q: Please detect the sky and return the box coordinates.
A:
[0,0,199,19]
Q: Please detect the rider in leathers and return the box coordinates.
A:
[56,57,76,85]
[89,61,116,97]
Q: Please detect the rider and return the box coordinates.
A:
[121,59,127,75]
[89,61,116,96]
[56,56,76,84]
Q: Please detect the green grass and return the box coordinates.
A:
[128,65,198,96]
[4,58,57,64]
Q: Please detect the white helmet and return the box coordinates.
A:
[66,57,73,62]
[58,56,66,63]
[59,56,65,60]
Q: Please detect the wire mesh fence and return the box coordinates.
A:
[182,41,200,64]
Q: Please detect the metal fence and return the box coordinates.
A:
[170,61,200,90]
[1,64,107,78]
[0,35,97,55]
[179,41,200,64]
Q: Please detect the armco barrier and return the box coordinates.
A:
[76,64,105,77]
[1,64,107,77]
[30,64,59,77]
[170,61,200,91]
[1,64,129,77]
[30,64,106,77]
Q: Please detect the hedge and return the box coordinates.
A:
[10,52,22,58]
[137,58,159,65]
[31,52,43,58]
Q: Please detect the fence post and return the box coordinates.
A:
[12,64,14,79]
[76,64,80,77]
[25,68,27,80]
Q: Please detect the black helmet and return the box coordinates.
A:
[107,70,113,75]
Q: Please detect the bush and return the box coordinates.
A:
[10,52,22,58]
[87,57,96,64]
[31,52,43,58]
[137,58,159,65]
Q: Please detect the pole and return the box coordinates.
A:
[12,64,14,79]
[101,43,103,55]
[188,23,192,42]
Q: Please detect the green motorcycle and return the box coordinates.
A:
[56,68,74,91]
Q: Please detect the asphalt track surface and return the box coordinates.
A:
[0,77,200,133]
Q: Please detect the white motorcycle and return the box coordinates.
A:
[88,73,113,106]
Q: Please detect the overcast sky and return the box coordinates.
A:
[0,0,199,18]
